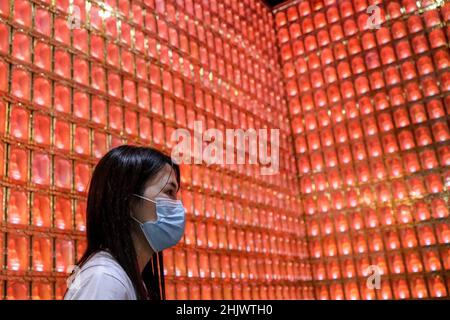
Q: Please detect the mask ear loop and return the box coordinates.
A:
[132,193,156,203]
[130,214,142,225]
[130,194,157,224]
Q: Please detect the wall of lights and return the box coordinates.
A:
[275,0,449,299]
[0,0,310,299]
[0,0,449,300]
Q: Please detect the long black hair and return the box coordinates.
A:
[75,145,180,300]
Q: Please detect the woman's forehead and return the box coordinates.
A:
[146,164,177,188]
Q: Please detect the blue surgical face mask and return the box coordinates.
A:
[131,194,185,253]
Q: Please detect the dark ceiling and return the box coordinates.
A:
[264,0,287,8]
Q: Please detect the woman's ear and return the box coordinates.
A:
[129,197,141,220]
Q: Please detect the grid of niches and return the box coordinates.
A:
[275,0,450,299]
[0,0,306,299]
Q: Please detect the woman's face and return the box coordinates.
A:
[132,164,179,223]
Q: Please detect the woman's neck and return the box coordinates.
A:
[132,232,154,273]
[137,249,153,273]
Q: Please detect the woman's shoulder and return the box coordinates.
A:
[83,250,122,268]
[81,250,132,284]
[65,250,136,300]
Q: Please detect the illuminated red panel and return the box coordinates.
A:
[8,147,28,182]
[54,197,72,230]
[7,281,29,300]
[0,0,448,301]
[74,163,90,193]
[7,190,27,225]
[32,236,52,272]
[31,116,50,151]
[55,239,74,273]
[31,152,50,186]
[32,282,53,300]
[75,200,87,232]
[54,157,72,190]
[12,32,31,62]
[11,68,30,100]
[32,194,51,227]
[7,234,29,271]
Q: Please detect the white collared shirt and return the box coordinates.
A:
[64,250,137,300]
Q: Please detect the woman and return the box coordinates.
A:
[65,145,185,300]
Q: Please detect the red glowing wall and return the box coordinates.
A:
[0,0,308,299]
[0,0,449,300]
[275,0,450,299]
